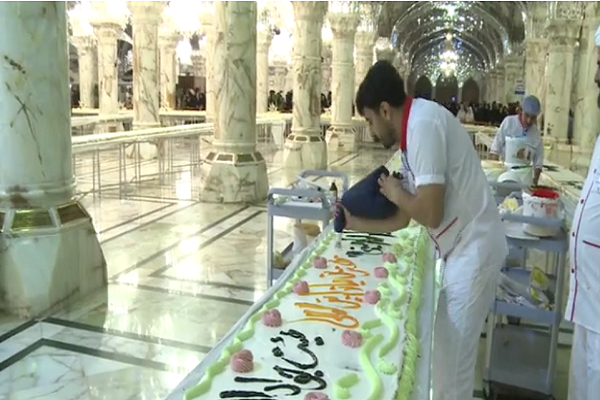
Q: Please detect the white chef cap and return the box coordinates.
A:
[595,22,600,46]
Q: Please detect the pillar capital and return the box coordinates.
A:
[70,34,96,51]
[494,63,505,75]
[504,55,522,70]
[158,29,181,49]
[549,1,585,20]
[327,13,359,37]
[292,1,327,22]
[546,19,581,51]
[127,1,166,24]
[90,22,121,42]
[355,30,376,49]
[257,29,273,53]
[524,37,548,57]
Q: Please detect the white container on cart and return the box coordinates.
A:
[522,188,561,237]
[504,136,530,167]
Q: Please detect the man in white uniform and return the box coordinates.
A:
[564,23,600,400]
[489,95,544,185]
[348,60,508,400]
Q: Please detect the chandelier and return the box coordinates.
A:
[439,33,458,76]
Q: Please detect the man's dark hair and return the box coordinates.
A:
[355,60,406,116]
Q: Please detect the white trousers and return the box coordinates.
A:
[568,324,600,400]
[433,246,501,400]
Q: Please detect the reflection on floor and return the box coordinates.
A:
[0,144,569,400]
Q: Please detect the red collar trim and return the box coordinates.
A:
[400,96,413,152]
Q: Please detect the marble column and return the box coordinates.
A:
[256,30,273,114]
[90,21,121,118]
[71,35,97,109]
[199,1,268,203]
[158,30,180,110]
[494,65,505,104]
[484,74,492,103]
[544,19,579,138]
[0,1,105,317]
[574,3,600,164]
[200,13,216,123]
[284,64,294,92]
[325,12,359,151]
[272,60,287,93]
[524,38,548,108]
[282,1,328,181]
[321,43,332,94]
[128,1,164,130]
[504,56,521,104]
[355,31,376,99]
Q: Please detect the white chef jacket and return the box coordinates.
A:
[490,114,544,168]
[565,134,600,334]
[400,98,508,265]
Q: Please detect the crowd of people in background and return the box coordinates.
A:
[74,83,558,137]
[436,100,521,127]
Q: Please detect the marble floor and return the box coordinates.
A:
[0,143,570,400]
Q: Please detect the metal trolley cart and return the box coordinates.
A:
[483,195,568,400]
[266,170,349,287]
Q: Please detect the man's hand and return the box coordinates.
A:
[342,204,410,233]
[378,173,405,205]
[516,147,532,161]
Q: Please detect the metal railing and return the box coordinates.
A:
[69,111,372,201]
[71,117,291,200]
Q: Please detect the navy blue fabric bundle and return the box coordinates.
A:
[333,165,399,232]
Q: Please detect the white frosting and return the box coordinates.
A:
[187,227,422,400]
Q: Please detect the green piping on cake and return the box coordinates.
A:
[334,372,359,399]
[359,333,384,400]
[394,229,427,400]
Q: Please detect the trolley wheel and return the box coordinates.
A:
[482,382,498,400]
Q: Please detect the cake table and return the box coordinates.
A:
[165,224,440,400]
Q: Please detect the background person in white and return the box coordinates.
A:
[565,22,600,400]
[346,60,508,400]
[489,95,544,185]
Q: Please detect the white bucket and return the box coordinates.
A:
[522,188,561,237]
[505,136,529,166]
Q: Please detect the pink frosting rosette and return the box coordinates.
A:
[382,252,397,263]
[364,289,381,304]
[261,309,282,327]
[293,280,310,295]
[304,393,330,400]
[312,256,328,269]
[341,330,363,348]
[230,350,254,373]
[374,266,389,278]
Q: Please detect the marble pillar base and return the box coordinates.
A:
[93,121,124,134]
[325,125,358,152]
[0,201,106,318]
[282,134,328,183]
[125,122,162,160]
[125,142,161,161]
[199,151,268,203]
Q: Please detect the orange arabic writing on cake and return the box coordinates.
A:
[292,256,370,329]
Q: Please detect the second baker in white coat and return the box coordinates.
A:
[347,60,508,400]
[565,22,600,400]
[490,95,544,185]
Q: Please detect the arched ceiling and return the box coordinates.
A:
[377,1,527,82]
